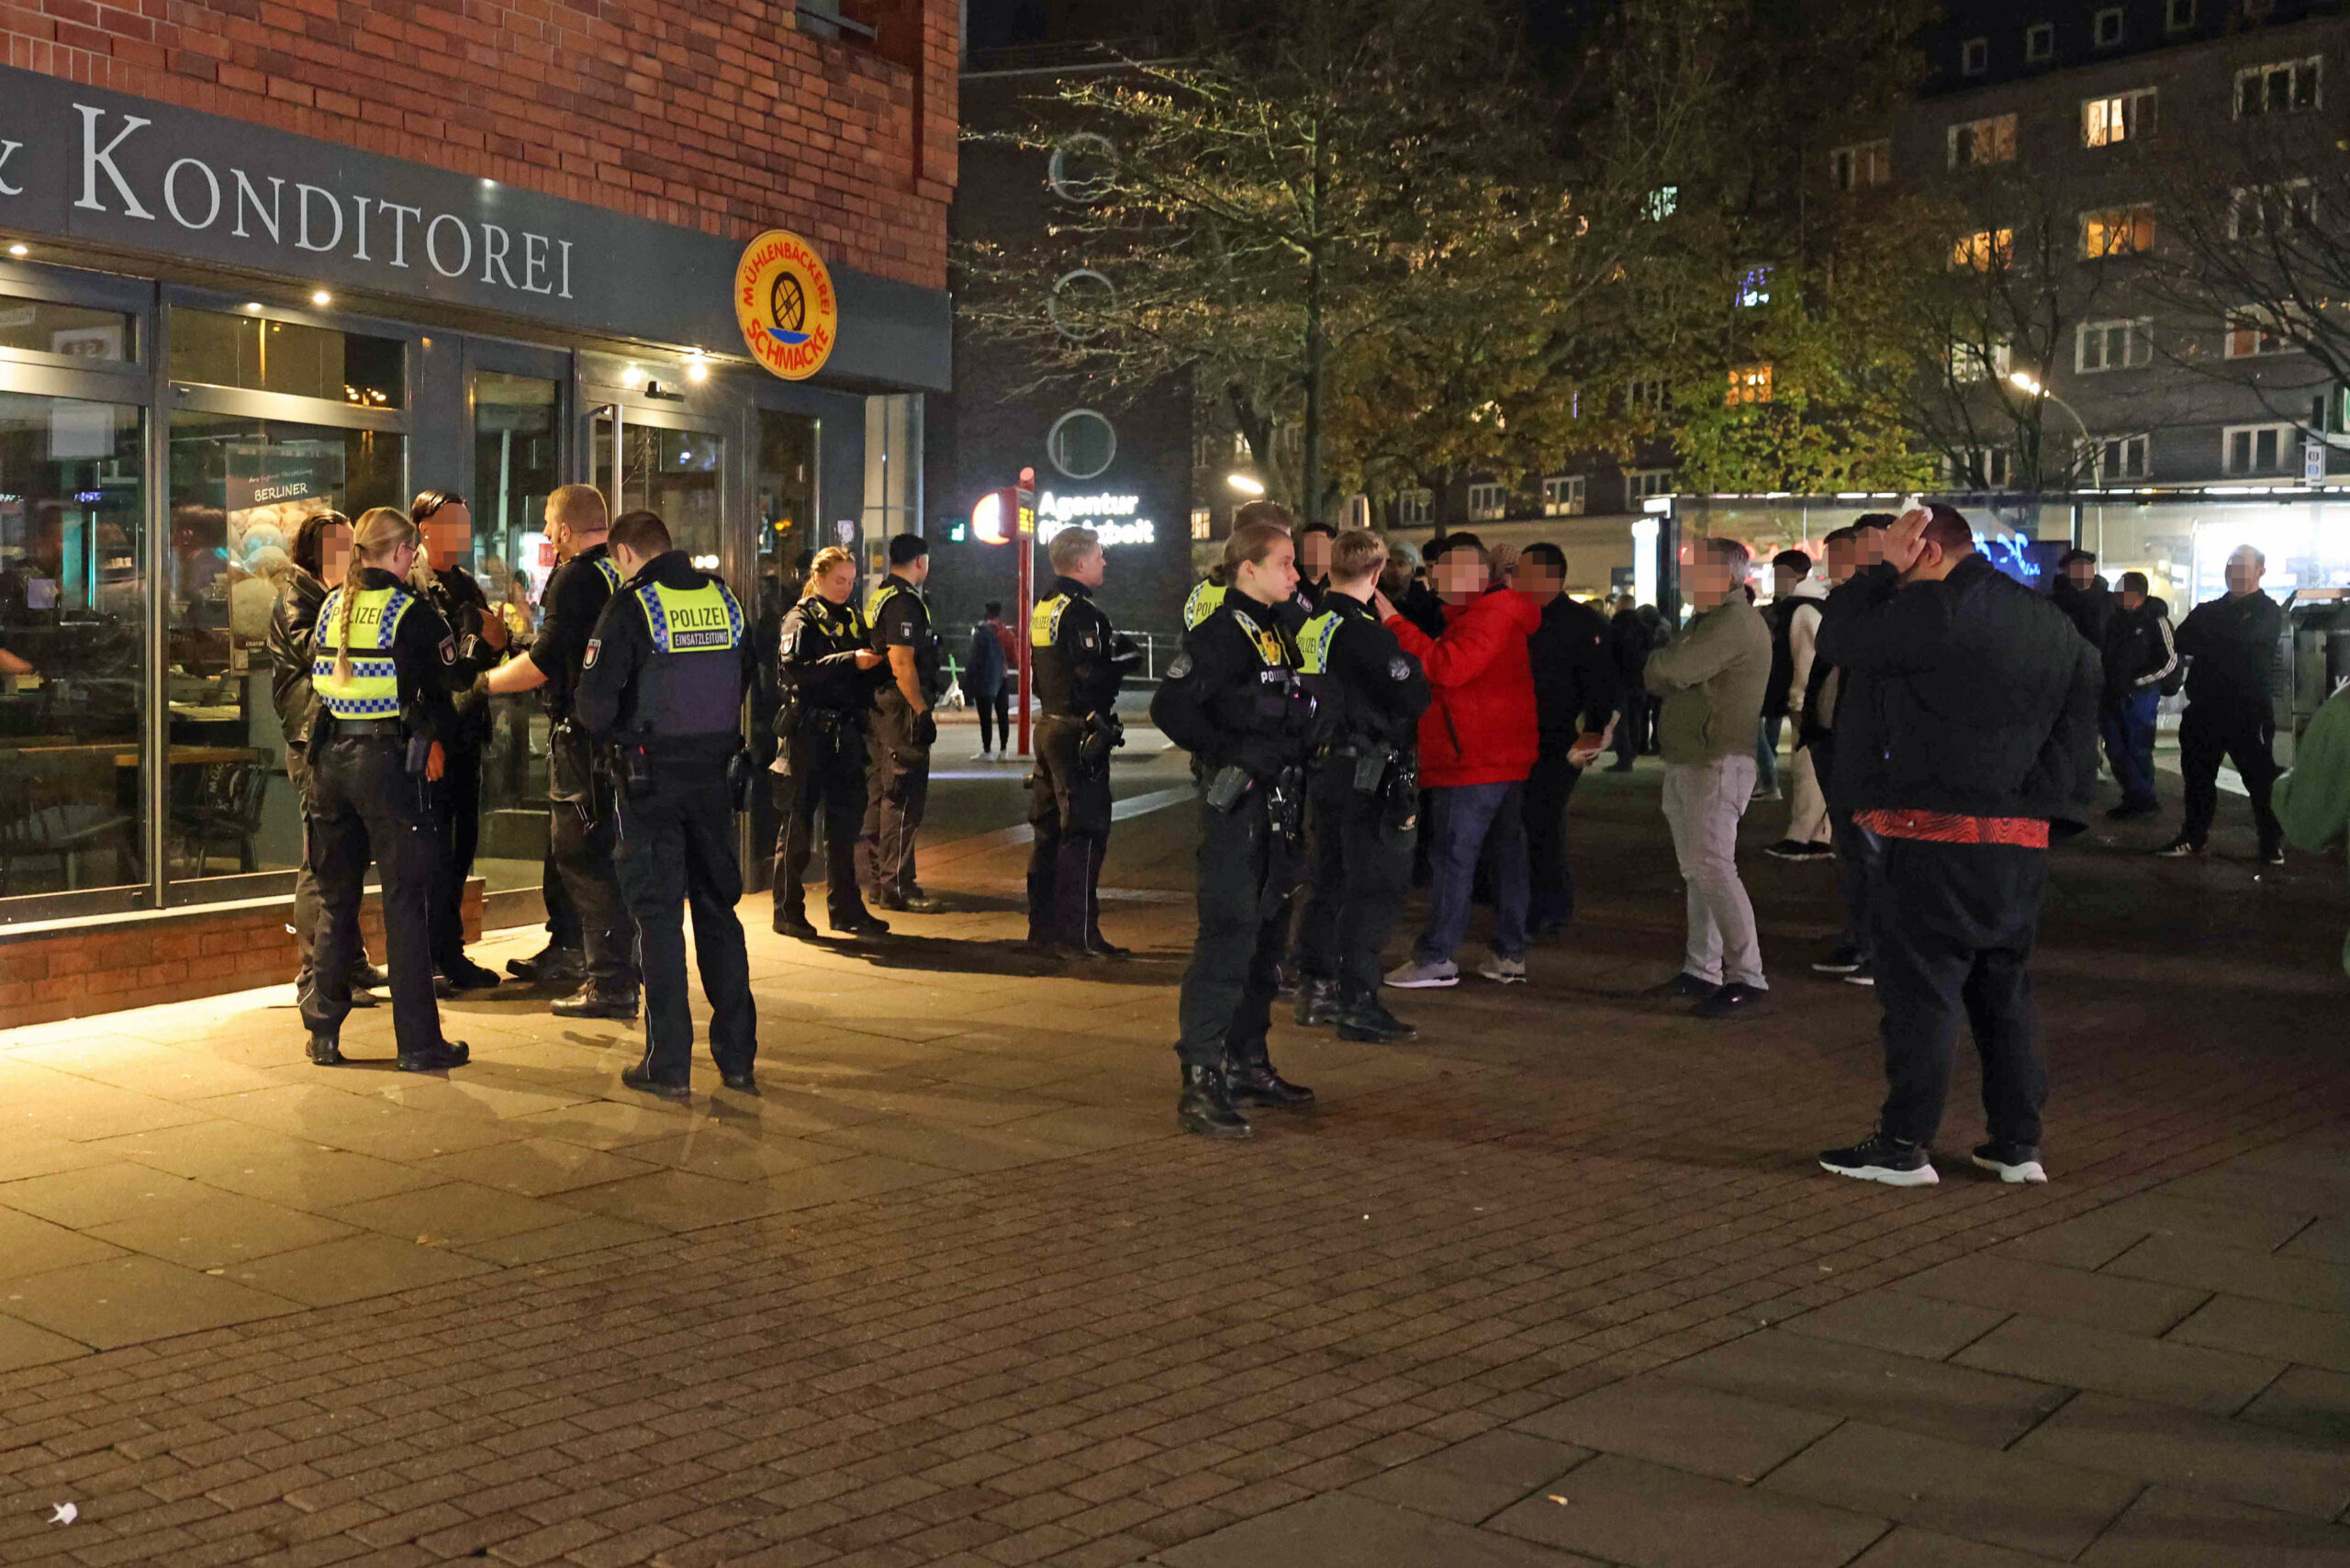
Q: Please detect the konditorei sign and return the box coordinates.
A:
[733,230,838,382]
[0,62,948,391]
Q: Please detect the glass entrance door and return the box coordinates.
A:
[589,403,727,564]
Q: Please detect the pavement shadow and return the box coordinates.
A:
[845,934,1179,984]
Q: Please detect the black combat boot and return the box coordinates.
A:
[621,1049,691,1101]
[1293,977,1339,1027]
[552,985,639,1021]
[1176,1063,1251,1138]
[396,1039,470,1072]
[1227,1046,1316,1110]
[772,903,819,940]
[308,1033,344,1067]
[1334,985,1418,1045]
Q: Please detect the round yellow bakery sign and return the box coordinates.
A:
[735,230,839,381]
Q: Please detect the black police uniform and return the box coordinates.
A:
[1027,574,1141,952]
[859,572,943,906]
[575,551,759,1095]
[530,542,641,1008]
[1292,589,1429,1036]
[413,561,500,986]
[771,592,888,935]
[1149,592,1320,1137]
[299,566,469,1070]
[265,563,376,1003]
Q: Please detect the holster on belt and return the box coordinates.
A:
[549,718,592,806]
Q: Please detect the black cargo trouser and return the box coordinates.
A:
[2178,700,2282,851]
[1293,765,1412,998]
[427,741,483,972]
[1028,713,1113,946]
[551,728,639,994]
[613,762,755,1085]
[1176,793,1294,1073]
[1866,834,2049,1149]
[286,748,371,987]
[773,719,870,924]
[1523,751,1583,927]
[300,735,448,1053]
[858,697,931,902]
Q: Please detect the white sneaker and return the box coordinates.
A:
[1384,958,1459,989]
[973,749,993,762]
[1477,955,1528,984]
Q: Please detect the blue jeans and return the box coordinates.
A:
[1416,781,1528,965]
[2100,689,2159,809]
[1755,715,1782,795]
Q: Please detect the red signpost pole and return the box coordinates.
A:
[1013,467,1036,758]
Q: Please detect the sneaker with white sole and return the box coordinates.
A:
[1971,1140,2049,1183]
[1384,958,1460,989]
[1477,955,1528,984]
[1818,1131,1939,1186]
[1842,962,1875,988]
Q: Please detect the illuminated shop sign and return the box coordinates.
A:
[1036,489,1156,546]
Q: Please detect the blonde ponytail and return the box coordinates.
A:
[334,507,420,684]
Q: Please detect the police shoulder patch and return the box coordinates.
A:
[1167,652,1192,680]
[584,638,600,669]
[440,636,457,666]
[1389,656,1412,682]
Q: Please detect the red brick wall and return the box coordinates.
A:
[0,880,482,1029]
[0,0,957,290]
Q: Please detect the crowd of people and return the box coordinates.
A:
[226,477,2336,1168]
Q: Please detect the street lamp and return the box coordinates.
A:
[2008,371,2094,481]
[1225,472,1265,496]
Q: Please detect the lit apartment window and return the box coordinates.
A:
[2081,204,2155,258]
[2225,306,2303,358]
[1829,140,1892,191]
[2024,23,2053,62]
[2224,422,2296,474]
[1726,364,1774,405]
[1735,265,1774,308]
[1625,469,1674,503]
[1961,37,1989,75]
[2231,181,2316,241]
[2084,88,2156,146]
[2165,0,2195,31]
[1948,114,2018,168]
[1395,488,1432,526]
[2237,58,2322,118]
[2076,319,2153,372]
[1951,338,2012,382]
[1190,507,1213,542]
[2093,7,2123,46]
[1950,228,2015,270]
[1467,481,1508,521]
[1540,476,1586,517]
[2080,432,2151,482]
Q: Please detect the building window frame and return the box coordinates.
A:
[2092,7,2124,47]
[2236,58,2322,118]
[1625,468,1673,504]
[2225,305,2304,359]
[1394,488,1432,526]
[1948,114,2019,169]
[2223,421,2296,475]
[1951,228,2015,271]
[1466,480,1508,521]
[2076,318,2153,373]
[2080,203,2156,259]
[2230,180,2316,241]
[1726,364,1774,405]
[2024,22,2054,62]
[2083,88,2157,147]
[1961,37,1989,75]
[1829,140,1892,192]
[1189,506,1213,542]
[1540,475,1586,517]
[2079,431,2151,483]
[1951,337,2013,383]
[2165,0,2195,30]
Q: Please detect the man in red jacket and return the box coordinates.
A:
[1374,534,1542,987]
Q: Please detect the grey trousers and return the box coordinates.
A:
[1662,755,1766,988]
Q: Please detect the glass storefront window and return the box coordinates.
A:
[165,410,405,890]
[170,309,405,409]
[594,417,725,563]
[2081,499,2350,609]
[0,394,147,907]
[0,294,137,364]
[472,370,562,891]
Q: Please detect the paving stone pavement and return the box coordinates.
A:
[0,754,2346,1568]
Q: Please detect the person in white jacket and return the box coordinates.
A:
[1766,553,1832,860]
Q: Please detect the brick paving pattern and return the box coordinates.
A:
[0,752,2345,1567]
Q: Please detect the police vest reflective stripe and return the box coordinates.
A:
[867,580,907,623]
[1228,605,1289,669]
[1183,579,1225,629]
[311,586,415,719]
[635,581,744,654]
[592,557,621,592]
[1031,594,1070,648]
[1298,610,1342,676]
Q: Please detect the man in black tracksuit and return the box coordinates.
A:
[2162,545,2287,862]
[1813,506,2099,1190]
[1516,544,1618,934]
[1026,526,1142,956]
[1291,529,1429,1042]
[2098,573,2177,821]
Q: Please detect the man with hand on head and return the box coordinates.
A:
[1814,505,2098,1188]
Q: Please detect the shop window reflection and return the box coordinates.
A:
[471,371,561,890]
[0,395,147,908]
[166,411,404,890]
[748,409,817,862]
[170,309,405,409]
[0,294,136,364]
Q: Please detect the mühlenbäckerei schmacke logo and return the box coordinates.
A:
[735,229,838,382]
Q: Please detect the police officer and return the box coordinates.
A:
[408,489,509,995]
[575,510,759,1099]
[1182,564,1228,630]
[1027,525,1142,957]
[772,545,891,939]
[1150,510,1321,1138]
[860,533,945,913]
[1292,528,1428,1044]
[301,507,471,1072]
[484,484,640,1018]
